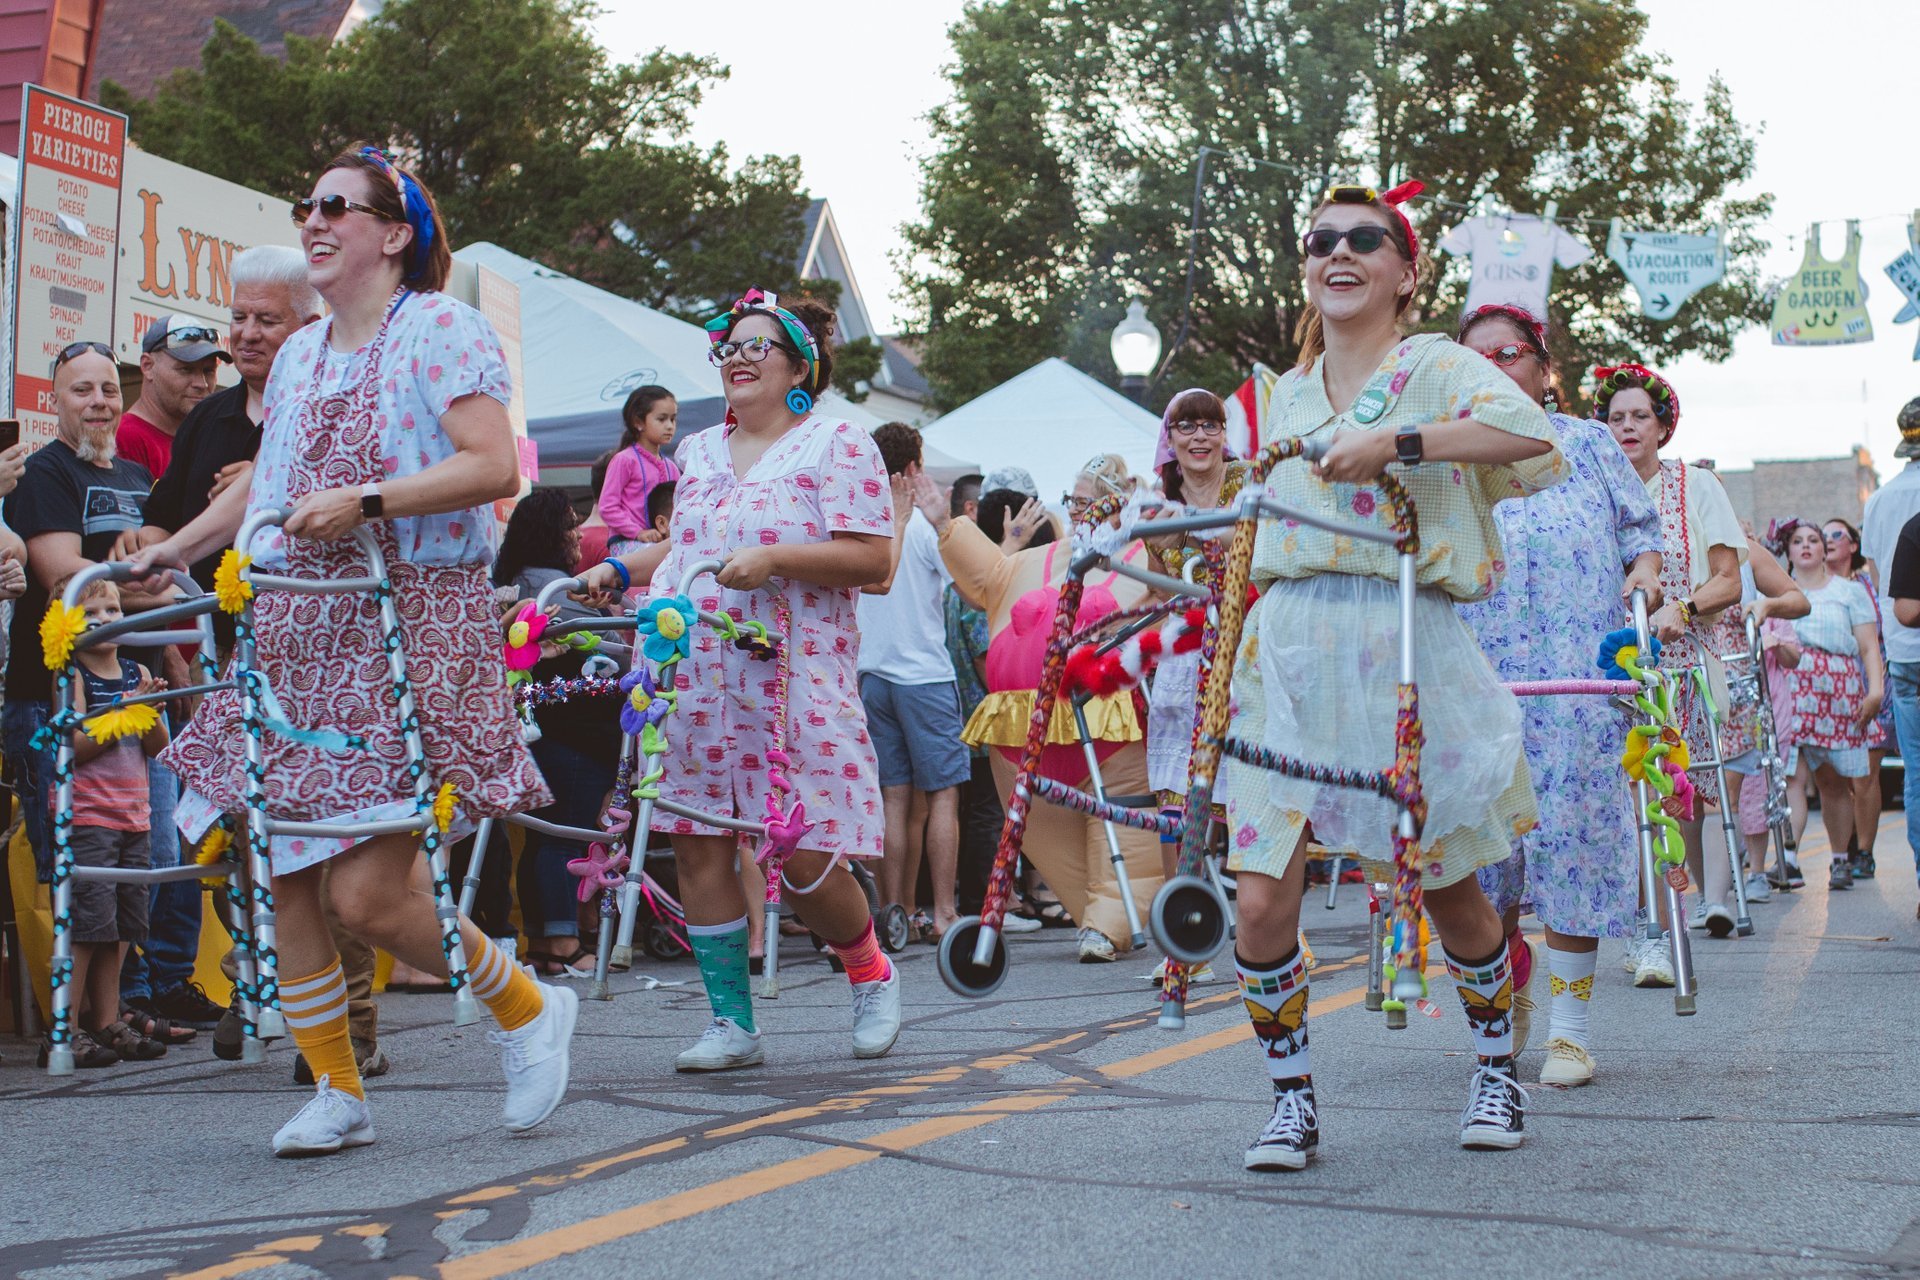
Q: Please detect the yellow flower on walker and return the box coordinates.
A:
[214,550,253,614]
[39,599,87,670]
[432,781,458,832]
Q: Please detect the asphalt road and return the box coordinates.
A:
[4,819,1918,1280]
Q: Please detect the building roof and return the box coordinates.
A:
[794,197,877,345]
[88,0,356,100]
[879,335,929,401]
[0,0,106,137]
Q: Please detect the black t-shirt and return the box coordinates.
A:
[3,441,151,703]
[145,381,262,587]
[1888,511,1920,605]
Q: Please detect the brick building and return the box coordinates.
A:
[1698,447,1880,533]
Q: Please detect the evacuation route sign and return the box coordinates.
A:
[7,86,126,448]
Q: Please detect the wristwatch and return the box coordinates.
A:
[1394,426,1424,466]
[359,483,384,521]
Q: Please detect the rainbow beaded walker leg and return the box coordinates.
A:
[937,493,1128,998]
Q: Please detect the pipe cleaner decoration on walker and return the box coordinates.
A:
[1598,627,1692,882]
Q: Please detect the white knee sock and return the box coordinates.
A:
[1546,946,1597,1049]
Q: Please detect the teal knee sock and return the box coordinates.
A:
[686,916,756,1033]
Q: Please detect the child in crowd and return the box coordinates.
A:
[43,579,173,1068]
[644,480,677,543]
[600,386,681,555]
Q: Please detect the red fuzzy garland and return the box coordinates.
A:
[1065,605,1209,698]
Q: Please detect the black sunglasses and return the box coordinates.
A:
[1303,225,1392,257]
[291,194,392,227]
[51,340,114,377]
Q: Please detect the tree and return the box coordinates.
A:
[903,0,1772,410]
[100,0,813,323]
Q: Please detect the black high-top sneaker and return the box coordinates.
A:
[1459,1058,1528,1151]
[1245,1078,1319,1171]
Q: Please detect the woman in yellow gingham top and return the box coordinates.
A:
[1226,182,1565,1175]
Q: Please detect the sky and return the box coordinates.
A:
[594,0,1919,476]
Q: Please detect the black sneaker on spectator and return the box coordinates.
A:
[1785,854,1805,889]
[213,1002,247,1061]
[151,981,226,1030]
[38,1030,118,1069]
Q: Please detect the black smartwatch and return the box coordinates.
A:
[1394,426,1424,466]
[359,483,384,520]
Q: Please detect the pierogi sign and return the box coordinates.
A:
[117,147,301,372]
[6,87,126,448]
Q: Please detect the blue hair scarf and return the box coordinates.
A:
[359,146,436,283]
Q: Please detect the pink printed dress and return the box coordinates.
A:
[647,415,892,856]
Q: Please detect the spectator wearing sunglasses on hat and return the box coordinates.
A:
[117,314,231,479]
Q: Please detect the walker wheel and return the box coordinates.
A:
[879,903,912,953]
[642,922,686,960]
[1148,875,1229,966]
[937,916,1008,998]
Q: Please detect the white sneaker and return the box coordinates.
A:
[271,1075,375,1157]
[1000,913,1043,934]
[1145,958,1217,984]
[1743,872,1772,904]
[1621,937,1643,974]
[1633,935,1676,988]
[1538,1038,1595,1088]
[850,964,902,1059]
[1686,900,1709,931]
[490,974,578,1133]
[1702,903,1736,939]
[1077,928,1117,963]
[674,1017,764,1072]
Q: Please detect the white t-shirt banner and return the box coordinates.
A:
[1439,213,1591,319]
[1606,220,1727,321]
[1887,214,1920,360]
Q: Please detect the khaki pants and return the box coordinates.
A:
[321,865,378,1047]
[989,743,1163,950]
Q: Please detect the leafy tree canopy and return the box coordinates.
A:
[903,0,1772,410]
[101,0,816,323]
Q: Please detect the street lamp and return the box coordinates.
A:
[1109,299,1161,405]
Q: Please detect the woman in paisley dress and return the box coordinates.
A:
[1454,304,1662,1089]
[133,146,572,1157]
[1823,517,1891,881]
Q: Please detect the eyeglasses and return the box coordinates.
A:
[1064,494,1092,513]
[1483,344,1539,368]
[1303,225,1391,258]
[1169,419,1225,437]
[291,194,391,226]
[51,340,114,377]
[707,336,798,367]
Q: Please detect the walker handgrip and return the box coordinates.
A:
[535,576,587,612]
[1299,436,1331,464]
[1629,588,1653,652]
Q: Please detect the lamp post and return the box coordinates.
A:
[1109,299,1162,406]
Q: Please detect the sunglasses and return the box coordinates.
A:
[1169,419,1226,437]
[1822,529,1853,543]
[707,335,799,367]
[1303,225,1392,258]
[1483,344,1539,368]
[290,194,392,227]
[155,325,221,353]
[51,340,114,377]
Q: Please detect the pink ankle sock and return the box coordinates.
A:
[1508,928,1532,990]
[827,921,891,986]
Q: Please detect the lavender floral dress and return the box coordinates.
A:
[1458,415,1663,937]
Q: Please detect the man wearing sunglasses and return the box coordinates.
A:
[115,314,230,480]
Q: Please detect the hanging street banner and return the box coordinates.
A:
[1887,213,1920,361]
[6,86,126,448]
[116,148,301,371]
[1771,221,1874,347]
[1607,220,1727,321]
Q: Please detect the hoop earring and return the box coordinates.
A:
[785,387,814,415]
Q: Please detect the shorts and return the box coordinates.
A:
[1723,748,1760,775]
[859,673,971,792]
[70,826,151,944]
[1789,743,1869,780]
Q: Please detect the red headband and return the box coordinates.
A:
[1380,180,1425,261]
[1458,303,1548,354]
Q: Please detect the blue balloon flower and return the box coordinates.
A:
[635,595,695,664]
[1596,627,1661,680]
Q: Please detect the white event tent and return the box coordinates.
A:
[452,242,976,480]
[919,357,1164,505]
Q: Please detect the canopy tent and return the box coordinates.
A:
[919,357,1164,504]
[451,242,977,481]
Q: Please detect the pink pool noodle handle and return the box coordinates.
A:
[1504,679,1640,697]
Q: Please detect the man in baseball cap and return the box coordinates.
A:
[116,314,231,478]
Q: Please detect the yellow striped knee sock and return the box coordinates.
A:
[283,962,362,1098]
[467,936,543,1032]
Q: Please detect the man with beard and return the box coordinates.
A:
[2,345,175,997]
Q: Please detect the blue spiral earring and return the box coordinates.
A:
[785,387,814,414]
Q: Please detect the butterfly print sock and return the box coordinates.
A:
[1238,946,1311,1088]
[1546,946,1597,1049]
[1446,943,1515,1066]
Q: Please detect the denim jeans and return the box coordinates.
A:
[529,737,616,939]
[120,756,201,1001]
[1,700,54,880]
[1888,662,1920,887]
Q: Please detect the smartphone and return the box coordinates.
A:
[0,420,16,452]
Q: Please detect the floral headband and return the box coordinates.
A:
[1592,362,1680,440]
[357,147,435,283]
[705,288,821,391]
[1458,303,1548,356]
[1326,179,1426,260]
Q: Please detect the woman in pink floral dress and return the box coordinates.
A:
[582,291,902,1072]
[134,147,572,1158]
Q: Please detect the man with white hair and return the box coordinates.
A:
[138,246,323,588]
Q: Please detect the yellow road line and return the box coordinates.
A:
[435,960,1390,1280]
